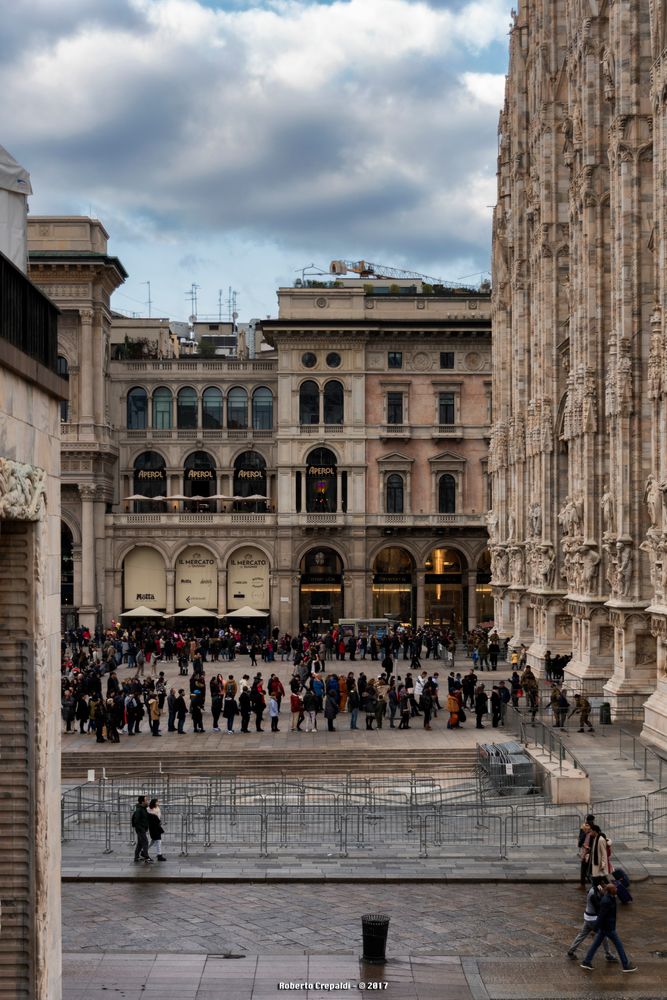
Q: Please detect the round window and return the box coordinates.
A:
[302,352,317,368]
[326,352,342,368]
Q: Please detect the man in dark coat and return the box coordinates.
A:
[132,795,152,863]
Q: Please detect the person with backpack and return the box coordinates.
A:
[587,823,611,886]
[567,884,617,962]
[132,795,152,864]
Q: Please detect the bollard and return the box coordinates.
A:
[361,914,390,964]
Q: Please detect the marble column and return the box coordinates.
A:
[467,570,478,631]
[79,308,94,429]
[78,484,97,630]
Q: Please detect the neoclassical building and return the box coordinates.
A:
[27,217,493,636]
[490,0,667,748]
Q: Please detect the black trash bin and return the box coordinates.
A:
[599,702,612,726]
[361,913,390,963]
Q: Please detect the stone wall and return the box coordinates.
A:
[490,0,667,749]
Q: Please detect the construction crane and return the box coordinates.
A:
[329,259,479,290]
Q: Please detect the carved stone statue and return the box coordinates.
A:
[600,483,615,535]
[486,509,498,544]
[616,541,633,598]
[580,545,601,593]
[507,511,516,543]
[645,474,661,528]
[529,501,542,538]
[497,547,509,582]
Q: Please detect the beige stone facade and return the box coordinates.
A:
[490,0,667,748]
[26,221,492,636]
[0,243,64,994]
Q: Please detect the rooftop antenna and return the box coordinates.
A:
[227,286,238,323]
[295,262,327,285]
[218,288,223,322]
[141,280,152,318]
[185,283,200,319]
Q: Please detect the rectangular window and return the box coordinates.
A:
[438,392,455,425]
[387,392,404,424]
[388,351,403,369]
[440,351,455,369]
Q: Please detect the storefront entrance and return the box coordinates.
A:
[424,547,466,632]
[299,547,343,629]
[372,546,415,625]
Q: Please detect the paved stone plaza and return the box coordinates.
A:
[62,882,667,998]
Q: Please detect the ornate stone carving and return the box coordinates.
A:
[486,509,498,544]
[645,474,662,528]
[616,540,633,598]
[602,48,615,102]
[528,501,542,538]
[558,494,583,538]
[579,544,601,594]
[78,484,98,501]
[601,483,616,537]
[509,546,525,586]
[0,458,47,520]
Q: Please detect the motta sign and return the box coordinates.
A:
[123,546,167,610]
[227,547,269,610]
[175,546,218,609]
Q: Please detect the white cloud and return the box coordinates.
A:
[0,0,512,314]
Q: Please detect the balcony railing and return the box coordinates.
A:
[299,424,345,434]
[112,358,276,373]
[0,250,59,372]
[112,512,277,527]
[380,424,410,437]
[122,427,275,442]
[432,423,463,439]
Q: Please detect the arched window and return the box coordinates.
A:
[127,387,148,429]
[306,447,337,512]
[202,387,223,429]
[184,451,217,510]
[299,380,320,425]
[386,474,404,514]
[177,387,198,429]
[438,474,456,514]
[61,522,74,607]
[233,450,267,501]
[252,387,273,430]
[323,380,344,425]
[133,451,166,511]
[152,387,173,430]
[227,387,248,429]
[57,356,70,422]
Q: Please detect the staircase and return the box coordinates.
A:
[61,747,478,780]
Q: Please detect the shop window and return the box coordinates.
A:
[233,450,267,507]
[386,474,404,514]
[227,387,248,429]
[127,387,148,429]
[202,387,223,429]
[152,387,173,430]
[184,451,217,511]
[299,380,320,425]
[133,451,166,511]
[177,386,198,429]
[438,474,456,513]
[252,387,273,430]
[306,447,337,512]
[323,380,344,425]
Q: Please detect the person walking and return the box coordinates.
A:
[148,693,161,737]
[567,884,617,962]
[290,691,304,732]
[398,689,411,729]
[147,798,166,862]
[490,686,501,728]
[580,884,637,972]
[421,685,434,730]
[132,795,152,864]
[303,688,317,732]
[569,694,595,733]
[347,687,359,730]
[578,815,595,888]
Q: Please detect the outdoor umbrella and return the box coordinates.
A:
[166,494,189,500]
[123,494,151,501]
[174,606,218,618]
[223,605,269,618]
[121,605,165,618]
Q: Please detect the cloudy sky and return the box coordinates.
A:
[1,0,511,321]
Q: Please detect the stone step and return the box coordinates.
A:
[62,748,478,779]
